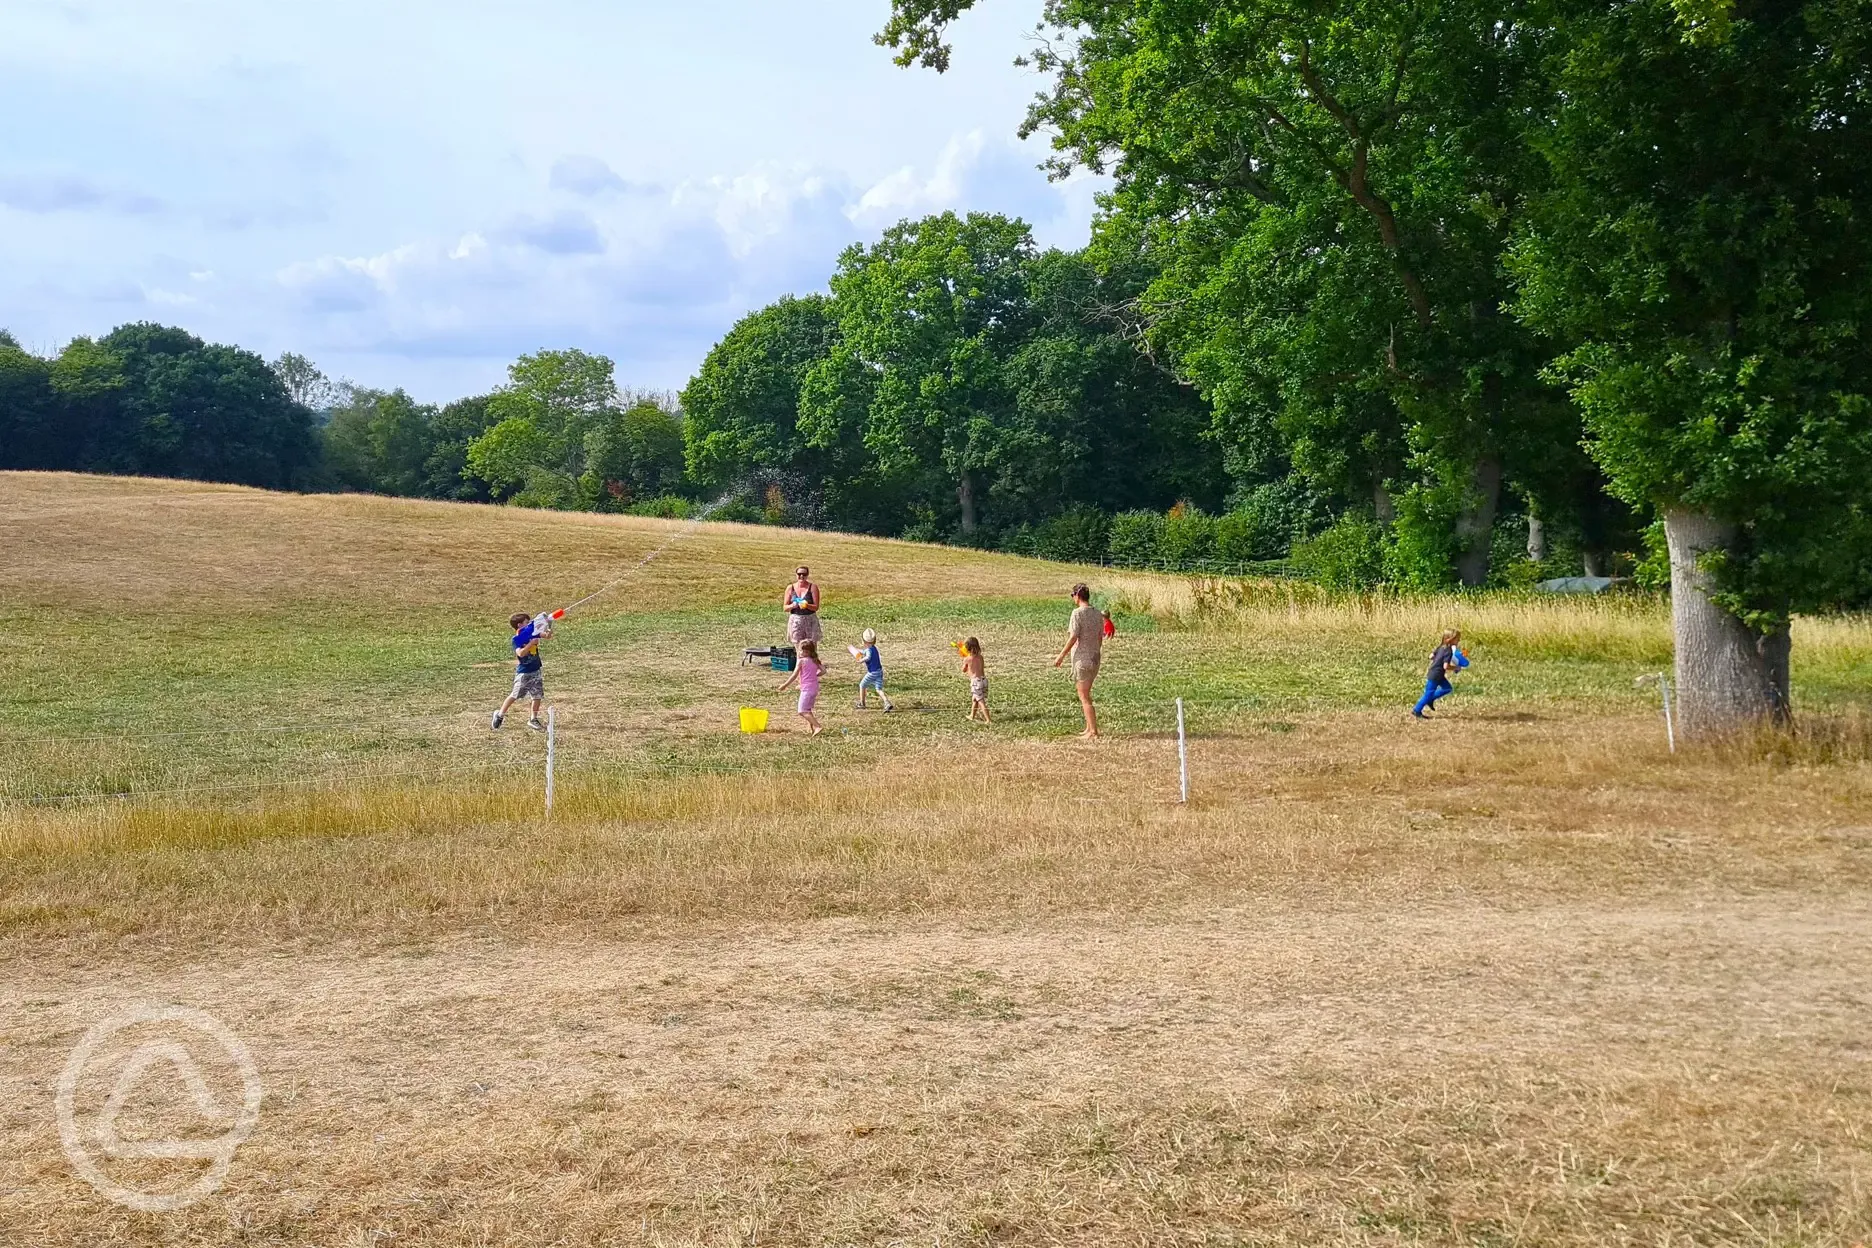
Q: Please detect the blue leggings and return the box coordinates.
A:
[1414,675,1452,715]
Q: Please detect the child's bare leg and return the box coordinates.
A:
[980,700,991,724]
[531,697,544,721]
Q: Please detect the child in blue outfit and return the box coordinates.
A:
[850,628,895,711]
[492,611,550,731]
[1412,628,1465,718]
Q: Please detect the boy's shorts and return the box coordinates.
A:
[511,670,545,701]
[970,675,989,702]
[859,671,886,694]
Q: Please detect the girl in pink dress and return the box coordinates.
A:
[776,639,824,735]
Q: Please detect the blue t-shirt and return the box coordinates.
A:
[860,643,883,674]
[513,623,543,673]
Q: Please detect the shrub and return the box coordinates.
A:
[708,499,765,524]
[1291,514,1388,589]
[1233,478,1330,558]
[900,507,943,544]
[508,467,578,510]
[627,495,694,519]
[1205,508,1265,565]
[1029,505,1110,563]
[1159,505,1217,565]
[1385,484,1465,589]
[1107,510,1166,566]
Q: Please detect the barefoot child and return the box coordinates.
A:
[1412,628,1463,718]
[492,611,550,731]
[777,639,825,734]
[960,636,990,723]
[850,628,895,711]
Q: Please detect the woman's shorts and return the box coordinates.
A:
[1073,658,1100,687]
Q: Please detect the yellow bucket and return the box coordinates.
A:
[739,707,770,734]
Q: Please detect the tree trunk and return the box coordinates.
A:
[1373,482,1396,524]
[1665,508,1791,737]
[956,472,977,536]
[1454,456,1502,588]
[1582,550,1606,577]
[1526,512,1546,563]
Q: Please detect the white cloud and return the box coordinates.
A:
[248,128,1106,395]
[850,130,987,223]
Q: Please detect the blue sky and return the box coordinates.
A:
[0,0,1102,400]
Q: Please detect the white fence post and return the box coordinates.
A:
[1176,697,1189,804]
[545,706,556,816]
[1661,675,1676,754]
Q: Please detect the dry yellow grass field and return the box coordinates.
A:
[3,471,1871,1246]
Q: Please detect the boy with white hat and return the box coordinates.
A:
[850,627,895,712]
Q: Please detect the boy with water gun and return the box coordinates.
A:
[850,628,895,712]
[492,610,554,731]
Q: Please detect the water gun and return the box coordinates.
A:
[1453,647,1471,671]
[530,609,562,639]
[951,640,969,655]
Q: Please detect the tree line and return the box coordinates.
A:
[0,330,689,514]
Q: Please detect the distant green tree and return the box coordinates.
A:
[46,337,127,470]
[322,387,439,496]
[1007,247,1223,518]
[681,296,840,492]
[49,323,321,489]
[622,398,686,497]
[466,415,556,500]
[576,398,684,510]
[424,395,499,500]
[0,336,60,469]
[270,352,336,411]
[467,348,621,505]
[807,211,1037,537]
